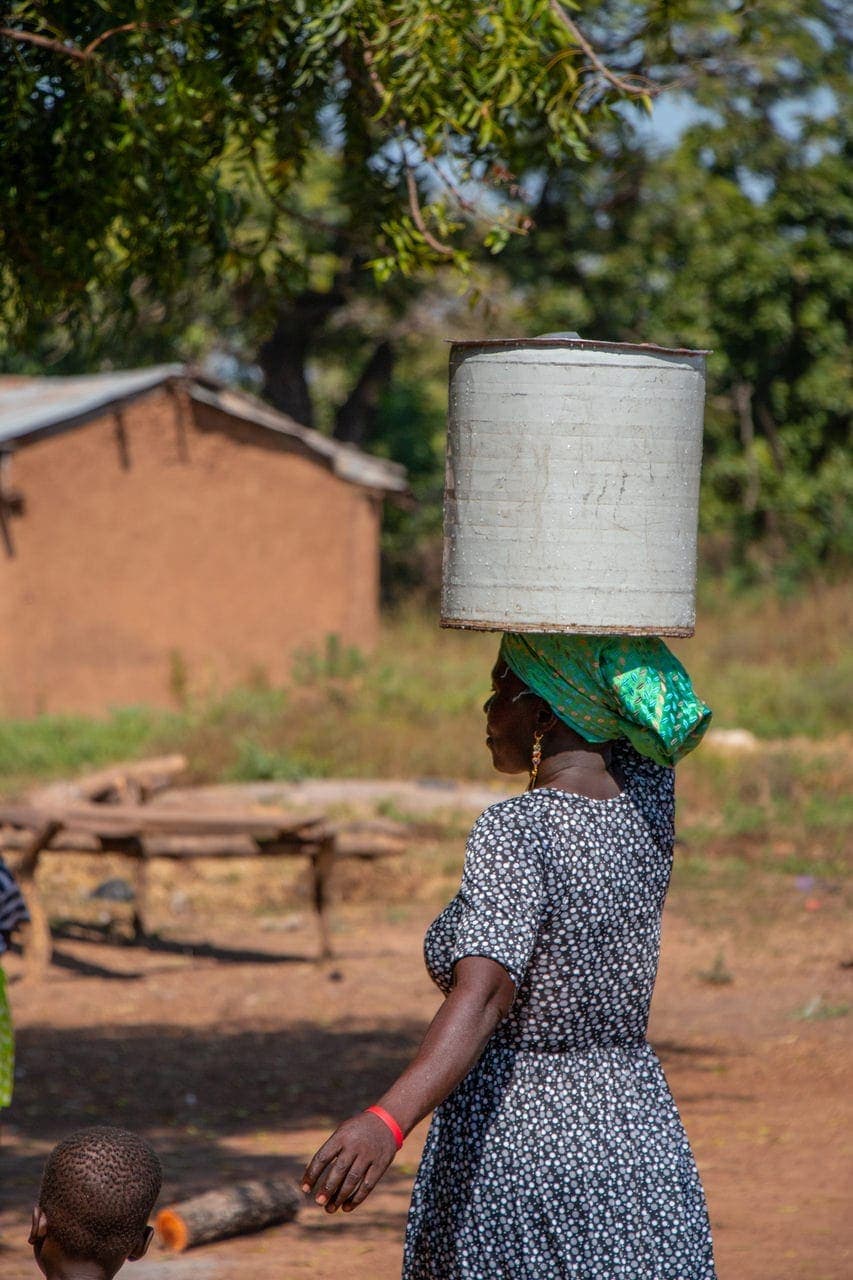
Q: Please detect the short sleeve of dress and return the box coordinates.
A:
[449,802,546,988]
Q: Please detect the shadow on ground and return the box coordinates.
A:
[2,1017,424,1209]
[9,1018,424,1136]
[50,920,310,967]
[3,1017,752,1202]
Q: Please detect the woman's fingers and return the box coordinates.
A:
[324,1160,369,1212]
[309,1151,354,1205]
[302,1136,343,1194]
[302,1115,398,1212]
[342,1168,379,1210]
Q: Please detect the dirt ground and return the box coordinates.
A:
[1,800,851,1280]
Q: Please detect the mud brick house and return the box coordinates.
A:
[0,366,407,716]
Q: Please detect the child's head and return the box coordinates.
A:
[29,1127,162,1279]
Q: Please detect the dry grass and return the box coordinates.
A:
[0,578,850,798]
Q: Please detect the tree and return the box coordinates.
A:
[0,3,662,349]
[3,3,848,579]
[497,0,852,577]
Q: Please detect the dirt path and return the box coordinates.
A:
[1,858,850,1278]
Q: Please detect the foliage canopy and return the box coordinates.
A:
[0,1,850,582]
[0,0,665,341]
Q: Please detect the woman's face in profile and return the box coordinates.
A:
[483,661,540,775]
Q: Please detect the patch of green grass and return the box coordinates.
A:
[2,584,852,867]
[803,792,853,831]
[385,905,413,925]
[672,853,754,893]
[0,705,173,784]
[375,798,419,824]
[720,801,772,837]
[792,996,850,1021]
[697,949,734,985]
[224,739,315,783]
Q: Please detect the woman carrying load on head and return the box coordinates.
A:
[1,858,29,1111]
[303,633,717,1280]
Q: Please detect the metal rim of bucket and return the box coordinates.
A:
[439,615,696,638]
[447,337,711,358]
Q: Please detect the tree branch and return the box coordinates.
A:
[84,19,183,56]
[403,154,455,256]
[0,26,90,62]
[425,157,477,215]
[361,43,388,106]
[548,3,662,98]
[0,18,183,64]
[755,398,786,473]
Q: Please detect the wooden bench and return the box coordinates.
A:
[0,800,405,979]
[2,756,407,976]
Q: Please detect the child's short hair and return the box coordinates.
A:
[39,1127,162,1267]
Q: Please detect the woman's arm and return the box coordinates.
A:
[301,955,515,1213]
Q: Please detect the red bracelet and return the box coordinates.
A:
[365,1104,404,1150]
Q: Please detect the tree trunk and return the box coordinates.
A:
[333,340,395,446]
[258,288,345,426]
[754,397,785,472]
[155,1179,300,1251]
[733,380,760,515]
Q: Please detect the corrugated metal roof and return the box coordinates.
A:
[188,383,408,493]
[0,365,184,446]
[0,364,408,494]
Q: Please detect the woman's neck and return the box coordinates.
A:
[534,746,622,799]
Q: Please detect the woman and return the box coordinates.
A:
[303,632,716,1279]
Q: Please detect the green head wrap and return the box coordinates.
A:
[499,632,712,768]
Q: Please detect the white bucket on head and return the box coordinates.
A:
[441,336,709,637]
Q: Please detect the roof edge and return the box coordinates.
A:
[0,365,185,449]
[0,366,409,495]
[187,381,409,494]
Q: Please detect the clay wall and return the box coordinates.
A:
[0,387,381,716]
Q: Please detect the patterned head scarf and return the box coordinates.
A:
[499,632,712,768]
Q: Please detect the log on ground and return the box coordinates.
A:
[155,1178,300,1251]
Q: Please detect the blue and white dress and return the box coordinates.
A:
[1,857,29,1108]
[403,743,716,1279]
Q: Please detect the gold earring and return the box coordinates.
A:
[529,730,544,790]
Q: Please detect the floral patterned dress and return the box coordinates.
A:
[403,743,716,1279]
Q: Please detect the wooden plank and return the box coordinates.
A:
[1,828,100,853]
[16,820,62,983]
[27,755,188,806]
[0,803,327,840]
[2,830,403,861]
[310,836,337,961]
[0,830,327,860]
[71,754,187,801]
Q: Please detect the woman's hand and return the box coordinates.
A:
[302,1111,399,1214]
[303,959,515,1216]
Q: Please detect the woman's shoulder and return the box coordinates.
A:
[471,791,551,838]
[470,789,574,849]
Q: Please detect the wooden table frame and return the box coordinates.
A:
[1,802,341,979]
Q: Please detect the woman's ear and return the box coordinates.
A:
[536,705,558,734]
